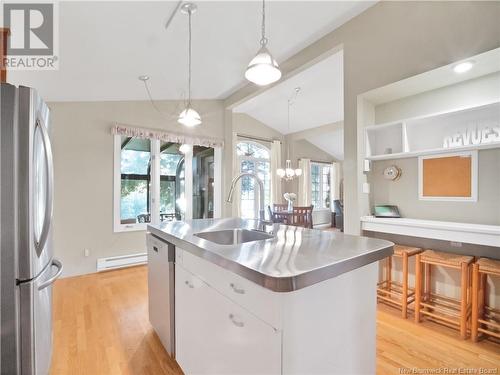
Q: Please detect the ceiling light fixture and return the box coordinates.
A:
[178,3,202,127]
[277,87,302,181]
[245,0,282,86]
[453,60,475,74]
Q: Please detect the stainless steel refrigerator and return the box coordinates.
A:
[1,83,63,375]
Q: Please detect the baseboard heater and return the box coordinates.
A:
[96,252,147,272]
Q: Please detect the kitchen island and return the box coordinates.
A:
[148,218,393,375]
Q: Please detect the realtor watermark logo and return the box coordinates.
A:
[2,1,59,70]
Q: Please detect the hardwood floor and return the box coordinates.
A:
[51,266,181,375]
[51,266,500,375]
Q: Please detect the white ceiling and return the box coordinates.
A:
[234,50,344,134]
[6,1,374,102]
[306,128,344,161]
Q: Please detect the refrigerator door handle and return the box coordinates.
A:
[38,259,63,290]
[34,118,54,253]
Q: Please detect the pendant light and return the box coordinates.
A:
[277,87,302,180]
[245,0,282,86]
[178,3,201,127]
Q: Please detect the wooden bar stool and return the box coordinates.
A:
[415,250,474,339]
[377,245,422,318]
[471,257,500,342]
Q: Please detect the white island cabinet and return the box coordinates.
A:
[175,264,281,375]
[175,247,378,375]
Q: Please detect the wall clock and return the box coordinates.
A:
[383,165,402,181]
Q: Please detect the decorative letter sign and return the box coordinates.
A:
[443,125,500,148]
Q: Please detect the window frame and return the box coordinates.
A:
[310,162,332,211]
[113,135,222,232]
[236,140,271,220]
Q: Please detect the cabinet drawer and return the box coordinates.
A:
[179,248,282,329]
[176,265,281,375]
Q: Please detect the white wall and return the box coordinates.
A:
[50,100,225,277]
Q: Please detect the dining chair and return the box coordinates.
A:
[273,203,288,212]
[270,203,289,223]
[292,205,314,228]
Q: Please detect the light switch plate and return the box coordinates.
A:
[363,159,371,172]
[362,182,370,194]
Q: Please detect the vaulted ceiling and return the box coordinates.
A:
[234,50,344,134]
[6,1,374,102]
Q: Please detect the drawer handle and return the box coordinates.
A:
[228,314,245,328]
[230,283,245,294]
[185,280,194,288]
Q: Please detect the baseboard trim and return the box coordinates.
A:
[96,252,147,272]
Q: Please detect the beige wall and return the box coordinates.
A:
[225,1,500,235]
[374,72,500,124]
[368,149,500,225]
[232,113,285,141]
[50,100,225,277]
[51,103,296,277]
[366,71,500,225]
[284,138,337,198]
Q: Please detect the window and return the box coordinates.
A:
[114,135,221,232]
[119,137,152,225]
[311,163,331,210]
[236,141,271,219]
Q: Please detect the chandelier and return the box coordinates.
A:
[277,87,302,181]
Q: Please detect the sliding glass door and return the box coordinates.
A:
[113,136,221,232]
[159,142,184,221]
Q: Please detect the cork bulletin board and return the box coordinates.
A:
[419,151,477,201]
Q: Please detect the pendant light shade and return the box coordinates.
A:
[245,46,282,86]
[178,3,201,127]
[178,106,201,127]
[245,0,281,86]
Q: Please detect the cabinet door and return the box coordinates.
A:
[175,265,281,375]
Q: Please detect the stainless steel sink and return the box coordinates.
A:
[194,229,273,245]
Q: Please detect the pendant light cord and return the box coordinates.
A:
[260,0,268,46]
[286,88,300,160]
[287,98,291,160]
[187,9,192,106]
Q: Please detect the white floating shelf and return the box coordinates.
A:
[364,101,500,160]
[366,141,500,161]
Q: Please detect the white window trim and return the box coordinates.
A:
[311,162,332,211]
[113,135,222,232]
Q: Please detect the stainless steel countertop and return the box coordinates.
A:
[148,218,394,292]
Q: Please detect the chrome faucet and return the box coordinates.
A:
[226,172,266,221]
